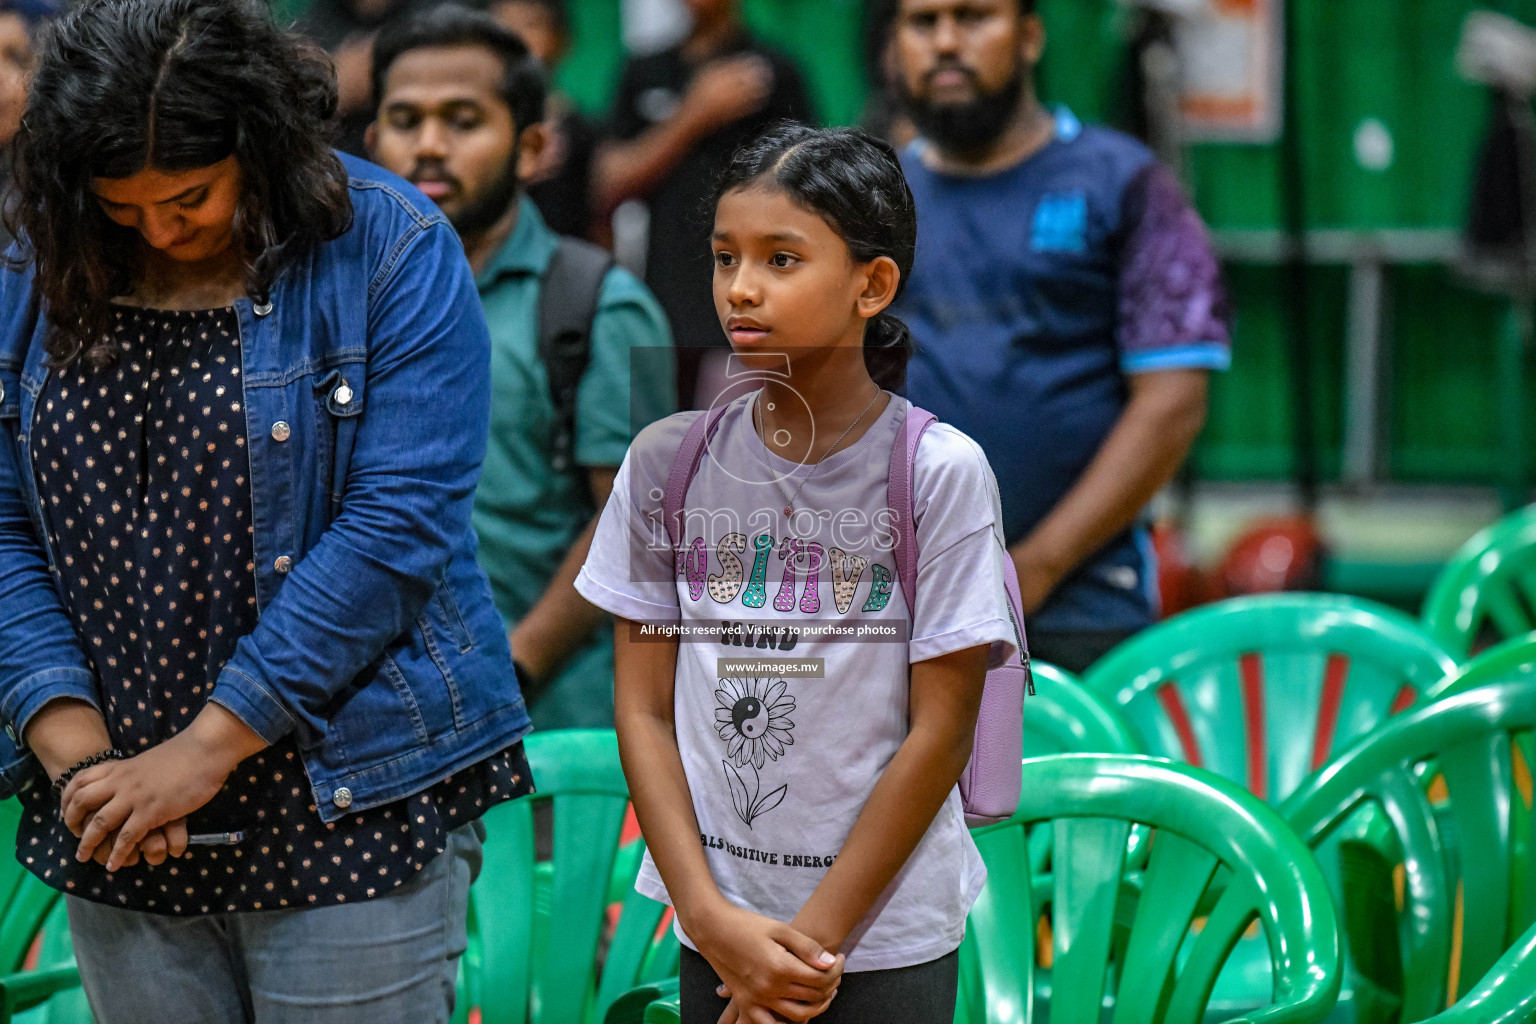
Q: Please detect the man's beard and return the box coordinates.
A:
[899,63,1026,156]
[449,158,521,238]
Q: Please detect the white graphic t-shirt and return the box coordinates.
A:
[576,393,1017,971]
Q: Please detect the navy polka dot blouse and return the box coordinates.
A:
[18,306,532,914]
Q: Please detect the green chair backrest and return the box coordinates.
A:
[1024,663,1143,757]
[1012,663,1148,927]
[1282,681,1536,1024]
[1422,632,1536,702]
[963,754,1341,1024]
[1421,506,1536,660]
[1084,595,1457,803]
[0,801,64,973]
[472,730,675,1024]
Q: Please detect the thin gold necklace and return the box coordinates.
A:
[756,387,882,518]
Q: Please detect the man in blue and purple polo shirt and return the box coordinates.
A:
[892,0,1231,673]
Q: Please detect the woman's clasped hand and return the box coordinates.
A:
[57,704,265,872]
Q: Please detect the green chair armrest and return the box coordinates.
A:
[641,991,681,1024]
[0,963,83,1022]
[604,977,681,1024]
[1416,923,1536,1024]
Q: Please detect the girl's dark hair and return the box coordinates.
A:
[713,122,918,392]
[6,0,353,367]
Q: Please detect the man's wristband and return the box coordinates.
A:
[51,749,125,800]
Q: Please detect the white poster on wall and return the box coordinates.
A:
[1175,0,1285,143]
[623,0,691,56]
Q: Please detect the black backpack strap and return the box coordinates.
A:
[538,236,615,480]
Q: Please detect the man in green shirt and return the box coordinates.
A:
[369,6,675,728]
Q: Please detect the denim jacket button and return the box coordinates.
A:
[333,384,353,406]
[4,725,15,744]
[0,381,6,403]
[274,555,294,574]
[332,787,353,809]
[253,301,273,318]
[270,421,290,442]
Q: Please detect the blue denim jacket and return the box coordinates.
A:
[0,155,532,821]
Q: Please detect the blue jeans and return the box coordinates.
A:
[65,822,483,1024]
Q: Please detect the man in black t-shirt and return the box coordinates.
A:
[594,0,811,408]
[491,0,601,241]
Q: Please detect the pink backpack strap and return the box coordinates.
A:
[888,403,938,610]
[664,405,730,552]
[890,403,1033,695]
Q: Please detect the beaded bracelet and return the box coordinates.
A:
[51,749,125,800]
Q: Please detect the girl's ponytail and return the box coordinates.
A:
[865,311,914,392]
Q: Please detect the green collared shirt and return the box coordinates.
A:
[472,198,675,727]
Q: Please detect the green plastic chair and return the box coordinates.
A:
[1422,632,1536,702]
[8,902,90,1024]
[1084,595,1457,804]
[638,756,1343,1024]
[0,801,89,1024]
[960,754,1341,1024]
[1421,506,1536,660]
[1024,662,1143,757]
[1282,681,1536,1024]
[469,729,677,1024]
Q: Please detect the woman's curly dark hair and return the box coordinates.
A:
[5,0,353,367]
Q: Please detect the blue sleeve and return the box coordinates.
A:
[573,266,676,469]
[1116,163,1233,375]
[0,267,100,759]
[211,221,492,744]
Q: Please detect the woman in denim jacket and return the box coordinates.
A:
[0,0,533,1019]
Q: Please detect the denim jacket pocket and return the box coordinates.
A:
[326,622,467,768]
[0,364,18,422]
[430,568,475,654]
[325,654,430,768]
[312,367,364,521]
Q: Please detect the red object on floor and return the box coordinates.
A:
[1152,520,1210,616]
[1217,516,1325,597]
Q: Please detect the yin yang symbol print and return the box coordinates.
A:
[714,677,797,828]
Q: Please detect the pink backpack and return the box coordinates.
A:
[663,402,1030,828]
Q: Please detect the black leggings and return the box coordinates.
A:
[679,945,958,1024]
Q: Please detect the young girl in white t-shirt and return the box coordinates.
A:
[576,124,1016,1024]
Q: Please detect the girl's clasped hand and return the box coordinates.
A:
[692,901,845,1023]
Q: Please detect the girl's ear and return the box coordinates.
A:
[857,255,901,320]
